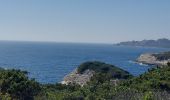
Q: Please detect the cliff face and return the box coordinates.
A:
[137,53,170,66]
[61,69,95,86]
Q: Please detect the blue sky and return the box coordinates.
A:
[0,0,169,43]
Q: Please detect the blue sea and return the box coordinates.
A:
[0,41,169,83]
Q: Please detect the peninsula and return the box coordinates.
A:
[116,38,170,48]
[137,51,170,66]
[62,61,132,86]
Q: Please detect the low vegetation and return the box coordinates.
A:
[0,61,169,100]
[0,69,41,100]
[77,61,133,79]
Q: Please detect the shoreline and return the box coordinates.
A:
[136,53,170,66]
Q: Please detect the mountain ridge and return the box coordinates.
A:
[116,38,170,48]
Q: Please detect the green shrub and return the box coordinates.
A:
[143,91,154,100]
[167,62,170,66]
[0,69,41,100]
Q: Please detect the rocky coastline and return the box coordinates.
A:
[61,69,95,86]
[136,53,170,66]
[61,61,132,87]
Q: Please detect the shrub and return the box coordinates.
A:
[167,62,170,66]
[0,69,41,100]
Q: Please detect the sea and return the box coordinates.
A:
[0,41,169,83]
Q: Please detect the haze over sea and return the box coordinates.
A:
[0,41,169,83]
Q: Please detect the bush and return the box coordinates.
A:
[0,69,41,100]
[143,91,153,100]
[167,62,170,66]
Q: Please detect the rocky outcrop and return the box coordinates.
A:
[61,61,133,86]
[137,53,170,66]
[61,69,95,86]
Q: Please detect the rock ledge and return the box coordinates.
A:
[61,69,95,86]
[137,53,170,66]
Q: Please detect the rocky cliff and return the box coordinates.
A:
[61,61,133,86]
[61,69,95,86]
[137,53,170,66]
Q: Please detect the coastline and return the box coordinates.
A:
[136,53,170,66]
[61,69,95,86]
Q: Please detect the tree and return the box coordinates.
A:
[0,69,41,100]
[167,62,170,66]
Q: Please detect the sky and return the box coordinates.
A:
[0,0,170,43]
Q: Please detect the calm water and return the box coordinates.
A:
[0,41,169,83]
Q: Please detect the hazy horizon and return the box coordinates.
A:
[0,0,170,43]
[0,37,170,44]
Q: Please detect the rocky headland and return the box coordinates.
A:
[116,38,170,48]
[137,52,170,66]
[61,61,132,86]
[61,69,95,86]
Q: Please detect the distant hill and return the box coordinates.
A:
[116,38,170,48]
